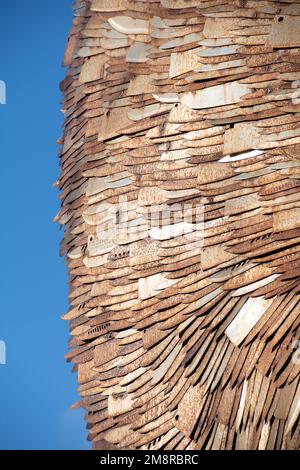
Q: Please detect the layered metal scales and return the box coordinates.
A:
[56,0,300,450]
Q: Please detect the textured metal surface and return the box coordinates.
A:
[57,0,300,450]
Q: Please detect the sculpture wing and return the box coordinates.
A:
[57,0,300,450]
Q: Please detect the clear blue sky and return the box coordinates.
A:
[0,1,89,449]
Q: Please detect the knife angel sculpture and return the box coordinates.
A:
[56,0,300,450]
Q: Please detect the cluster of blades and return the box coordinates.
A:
[56,0,300,450]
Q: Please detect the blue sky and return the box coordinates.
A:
[0,1,89,449]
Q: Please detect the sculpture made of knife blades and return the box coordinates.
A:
[56,0,300,450]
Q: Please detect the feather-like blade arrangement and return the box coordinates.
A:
[57,0,300,450]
